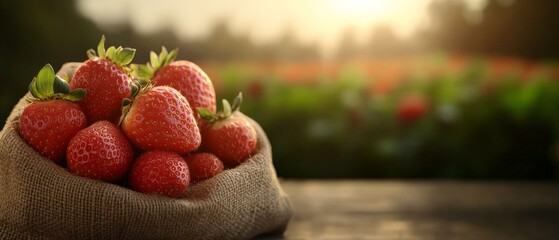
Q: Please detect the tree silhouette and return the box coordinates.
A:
[425,0,559,58]
[336,26,361,60]
[273,26,320,60]
[426,0,472,53]
[368,24,404,57]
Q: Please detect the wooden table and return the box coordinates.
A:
[263,180,559,239]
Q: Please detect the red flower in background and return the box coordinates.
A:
[246,80,264,98]
[397,94,429,123]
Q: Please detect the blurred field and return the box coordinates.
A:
[201,55,559,179]
[3,0,559,180]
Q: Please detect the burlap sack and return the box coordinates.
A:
[0,63,292,239]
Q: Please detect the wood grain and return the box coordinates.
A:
[267,181,559,239]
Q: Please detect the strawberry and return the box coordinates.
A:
[20,64,87,165]
[128,150,190,198]
[70,35,136,123]
[120,85,201,154]
[185,153,224,183]
[66,121,134,182]
[397,94,429,123]
[132,47,216,124]
[198,93,257,167]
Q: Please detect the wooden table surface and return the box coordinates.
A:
[262,180,559,240]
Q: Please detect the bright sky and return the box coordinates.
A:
[76,0,487,57]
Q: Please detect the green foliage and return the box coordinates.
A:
[218,58,559,179]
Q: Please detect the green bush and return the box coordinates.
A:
[217,58,559,179]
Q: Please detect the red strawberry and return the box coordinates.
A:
[397,94,429,123]
[66,121,134,182]
[133,48,216,124]
[70,35,136,123]
[198,93,257,167]
[185,153,224,183]
[128,150,190,198]
[121,85,201,154]
[20,64,87,165]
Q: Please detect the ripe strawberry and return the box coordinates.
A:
[128,150,190,198]
[70,35,136,123]
[198,93,257,167]
[121,85,201,154]
[66,121,134,182]
[20,64,87,165]
[397,94,429,123]
[132,47,216,124]
[185,153,224,183]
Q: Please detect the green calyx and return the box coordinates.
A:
[131,46,178,81]
[198,92,243,123]
[117,80,152,126]
[87,35,136,67]
[27,64,86,103]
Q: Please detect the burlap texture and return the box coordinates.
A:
[0,63,292,240]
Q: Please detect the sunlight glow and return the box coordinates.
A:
[76,0,487,58]
[328,0,387,18]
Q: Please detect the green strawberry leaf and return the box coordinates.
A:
[107,46,136,67]
[62,88,86,102]
[29,64,57,99]
[158,47,168,67]
[27,64,87,102]
[118,98,133,126]
[231,92,243,113]
[53,76,70,94]
[116,47,136,66]
[28,77,41,99]
[122,98,132,107]
[105,46,116,60]
[197,108,215,121]
[138,78,151,86]
[222,99,232,117]
[131,64,154,81]
[199,93,244,123]
[86,49,96,59]
[131,84,139,98]
[97,35,106,58]
[150,51,160,69]
[131,47,177,81]
[164,48,178,66]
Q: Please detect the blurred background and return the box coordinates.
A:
[2,0,559,179]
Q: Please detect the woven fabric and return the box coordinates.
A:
[0,63,292,240]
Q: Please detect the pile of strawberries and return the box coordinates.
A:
[19,36,257,198]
